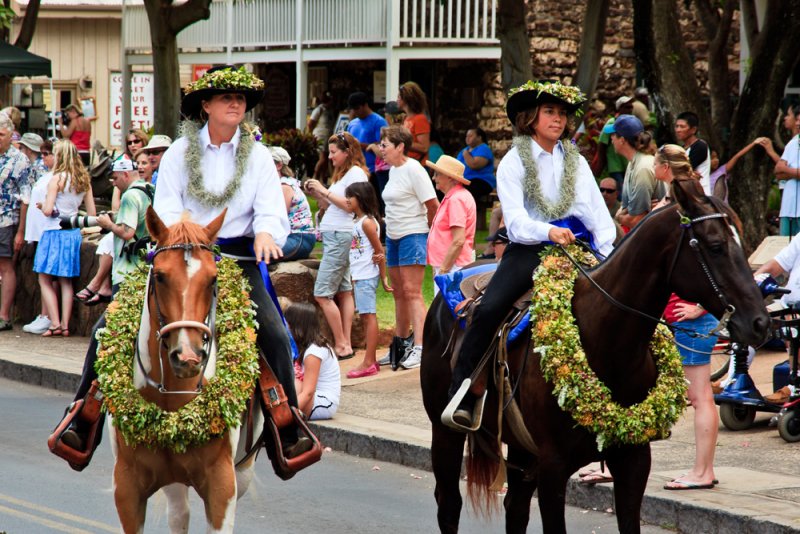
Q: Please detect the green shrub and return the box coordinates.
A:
[263,128,319,179]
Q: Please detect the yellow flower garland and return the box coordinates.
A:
[532,246,687,451]
[95,258,259,453]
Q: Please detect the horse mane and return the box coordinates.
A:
[158,213,213,247]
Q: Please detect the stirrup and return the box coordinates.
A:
[265,407,323,480]
[441,378,487,432]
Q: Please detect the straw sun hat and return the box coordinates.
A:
[425,155,469,186]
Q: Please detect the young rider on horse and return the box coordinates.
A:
[446,81,617,430]
[56,67,312,464]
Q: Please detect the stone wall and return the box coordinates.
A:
[433,0,741,161]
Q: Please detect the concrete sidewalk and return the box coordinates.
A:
[3,326,800,533]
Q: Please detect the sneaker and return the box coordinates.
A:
[401,345,422,369]
[377,352,392,366]
[0,319,12,332]
[23,315,51,334]
[381,334,413,366]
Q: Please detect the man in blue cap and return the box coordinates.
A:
[605,114,665,231]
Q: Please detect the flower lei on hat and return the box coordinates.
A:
[95,258,259,453]
[182,119,254,208]
[532,246,687,451]
[507,80,586,108]
[514,135,580,220]
[184,66,265,95]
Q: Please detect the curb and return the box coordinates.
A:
[3,358,797,534]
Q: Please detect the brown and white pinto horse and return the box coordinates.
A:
[109,207,263,534]
[421,179,771,533]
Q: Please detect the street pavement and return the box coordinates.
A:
[2,326,799,533]
[1,377,672,533]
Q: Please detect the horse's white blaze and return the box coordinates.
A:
[186,256,202,281]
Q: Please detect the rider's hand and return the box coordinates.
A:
[548,226,575,246]
[254,232,283,264]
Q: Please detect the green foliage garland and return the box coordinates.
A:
[95,259,259,453]
[507,80,587,107]
[181,119,254,208]
[531,246,687,451]
[184,66,264,94]
[514,136,581,221]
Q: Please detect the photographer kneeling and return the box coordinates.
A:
[57,158,154,453]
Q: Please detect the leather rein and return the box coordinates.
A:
[134,242,220,395]
[561,209,734,339]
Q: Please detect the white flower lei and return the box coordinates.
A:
[514,136,580,221]
[182,120,254,208]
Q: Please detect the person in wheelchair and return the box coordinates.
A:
[444,81,616,431]
[755,239,800,403]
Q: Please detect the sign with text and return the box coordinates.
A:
[192,64,212,81]
[109,72,155,147]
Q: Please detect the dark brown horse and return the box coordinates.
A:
[421,178,771,533]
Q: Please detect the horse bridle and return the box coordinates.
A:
[562,208,735,338]
[134,242,220,395]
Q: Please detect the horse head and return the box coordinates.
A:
[144,207,227,385]
[668,177,770,346]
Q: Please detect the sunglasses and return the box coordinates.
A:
[337,132,349,149]
[127,139,142,145]
[599,187,617,194]
[41,151,52,156]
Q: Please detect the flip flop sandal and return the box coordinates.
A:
[74,287,96,302]
[42,327,62,337]
[336,352,355,361]
[579,472,614,485]
[84,293,112,307]
[663,479,715,490]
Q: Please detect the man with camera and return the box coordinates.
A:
[96,159,153,287]
[56,158,153,453]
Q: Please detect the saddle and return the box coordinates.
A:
[440,269,538,463]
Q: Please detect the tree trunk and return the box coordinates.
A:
[693,0,734,155]
[633,0,713,148]
[574,0,610,99]
[143,0,211,138]
[728,0,800,252]
[13,0,41,49]
[498,0,531,93]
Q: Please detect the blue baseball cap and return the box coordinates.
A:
[602,114,644,138]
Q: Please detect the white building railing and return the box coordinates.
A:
[123,0,497,52]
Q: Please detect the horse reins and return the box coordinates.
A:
[134,242,220,395]
[560,209,735,341]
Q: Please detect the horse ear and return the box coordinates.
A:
[671,178,705,216]
[145,206,168,243]
[205,208,227,243]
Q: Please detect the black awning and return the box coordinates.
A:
[0,41,51,77]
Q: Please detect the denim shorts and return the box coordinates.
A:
[314,231,353,297]
[280,232,316,262]
[386,233,428,268]
[353,275,379,314]
[672,313,719,366]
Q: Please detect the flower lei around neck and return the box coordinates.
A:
[95,259,259,453]
[514,136,580,221]
[181,119,255,208]
[531,246,687,451]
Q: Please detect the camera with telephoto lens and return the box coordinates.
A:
[60,110,71,127]
[59,213,111,230]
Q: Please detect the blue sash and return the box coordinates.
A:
[545,216,597,251]
[217,237,300,360]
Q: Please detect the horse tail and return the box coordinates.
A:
[465,433,502,517]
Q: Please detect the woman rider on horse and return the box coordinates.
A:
[57,66,312,465]
[445,80,617,430]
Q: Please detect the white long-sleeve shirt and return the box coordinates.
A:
[153,124,290,246]
[497,138,615,257]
